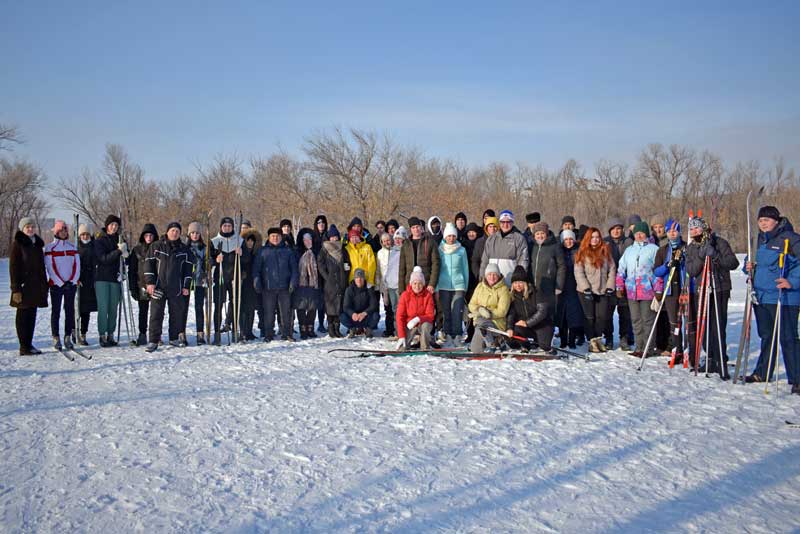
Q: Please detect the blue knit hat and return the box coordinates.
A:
[328,224,340,239]
[665,218,681,234]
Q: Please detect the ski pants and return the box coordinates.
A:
[752,303,800,385]
[579,293,608,340]
[15,307,37,350]
[402,321,433,348]
[148,293,187,344]
[438,289,465,337]
[95,281,121,337]
[629,299,656,353]
[49,283,76,338]
[262,288,292,338]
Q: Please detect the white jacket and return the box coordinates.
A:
[45,238,80,286]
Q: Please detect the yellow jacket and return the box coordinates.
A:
[345,240,377,286]
[468,276,511,330]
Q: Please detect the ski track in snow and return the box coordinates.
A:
[1,256,799,533]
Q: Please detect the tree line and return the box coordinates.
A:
[1,124,797,256]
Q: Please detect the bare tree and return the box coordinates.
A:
[0,159,49,255]
[0,122,23,152]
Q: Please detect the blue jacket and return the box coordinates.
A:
[653,240,688,296]
[615,240,659,301]
[252,241,299,291]
[750,217,800,305]
[436,242,469,291]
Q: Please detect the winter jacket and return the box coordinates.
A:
[78,237,98,313]
[128,224,157,301]
[344,239,377,286]
[604,234,625,267]
[376,245,401,292]
[44,237,80,287]
[747,217,800,305]
[479,227,529,285]
[188,240,207,288]
[93,230,123,283]
[684,233,740,295]
[574,255,616,295]
[318,241,348,316]
[240,229,263,286]
[506,287,550,330]
[615,240,659,301]
[9,231,48,309]
[398,235,441,291]
[437,241,469,291]
[342,280,379,317]
[210,232,243,285]
[468,276,511,331]
[252,240,299,292]
[396,284,436,337]
[528,234,566,295]
[427,217,443,245]
[471,235,487,280]
[653,240,688,296]
[557,246,584,329]
[144,236,194,298]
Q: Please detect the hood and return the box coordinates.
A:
[139,223,159,243]
[242,228,263,248]
[762,216,795,241]
[295,227,315,252]
[427,216,442,235]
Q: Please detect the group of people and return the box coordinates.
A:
[8,205,800,394]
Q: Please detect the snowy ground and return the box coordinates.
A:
[1,257,799,533]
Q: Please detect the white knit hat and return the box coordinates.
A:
[410,265,426,284]
[560,229,576,243]
[443,222,458,239]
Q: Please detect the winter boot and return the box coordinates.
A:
[53,336,62,351]
[306,325,317,338]
[64,335,74,350]
[364,327,374,339]
[595,337,608,352]
[145,342,158,353]
[132,332,147,347]
[196,332,206,345]
[78,332,89,346]
[300,326,308,340]
[107,335,118,347]
[98,334,108,347]
[178,333,187,347]
[213,333,221,346]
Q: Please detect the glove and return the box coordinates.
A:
[478,307,492,319]
[583,290,594,301]
[701,243,717,259]
[605,288,614,296]
[395,338,406,350]
[555,289,563,296]
[407,316,421,329]
[117,242,129,258]
[11,292,22,305]
[668,258,681,269]
[254,278,262,293]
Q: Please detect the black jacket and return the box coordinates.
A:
[506,288,550,329]
[78,237,98,312]
[528,234,566,295]
[9,231,48,309]
[128,224,158,301]
[343,280,378,316]
[318,241,347,316]
[93,231,123,283]
[684,232,739,294]
[144,236,194,297]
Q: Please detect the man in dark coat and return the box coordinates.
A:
[128,223,158,346]
[341,268,380,337]
[143,222,194,352]
[253,227,299,342]
[604,217,633,350]
[9,217,48,355]
[398,216,440,294]
[528,221,566,322]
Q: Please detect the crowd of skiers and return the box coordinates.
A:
[8,205,800,394]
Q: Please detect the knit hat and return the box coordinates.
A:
[78,223,90,236]
[241,219,252,228]
[498,210,514,223]
[532,222,549,235]
[688,217,707,232]
[18,217,34,232]
[280,218,292,228]
[482,209,496,219]
[454,212,467,223]
[354,268,366,280]
[220,216,234,228]
[758,205,781,221]
[632,221,650,236]
[665,218,681,234]
[465,222,481,235]
[607,217,625,232]
[525,212,541,224]
[188,221,202,234]
[393,226,408,240]
[348,228,361,241]
[328,224,340,239]
[52,219,68,234]
[408,216,423,228]
[302,232,313,243]
[562,215,576,226]
[560,229,576,242]
[409,266,425,285]
[347,217,362,230]
[386,218,399,230]
[485,263,501,276]
[650,215,666,227]
[626,214,642,227]
[484,216,499,232]
[105,214,122,228]
[511,265,528,283]
[315,214,328,226]
[167,221,182,232]
[267,227,281,236]
[443,222,458,239]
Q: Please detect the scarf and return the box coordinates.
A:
[299,249,319,288]
[441,241,461,255]
[323,240,343,263]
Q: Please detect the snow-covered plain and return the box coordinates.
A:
[2,256,799,533]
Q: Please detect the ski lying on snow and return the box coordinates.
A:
[333,348,566,361]
[786,421,800,428]
[58,349,76,362]
[68,346,92,360]
[328,347,468,357]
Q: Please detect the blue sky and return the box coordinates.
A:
[2,0,798,190]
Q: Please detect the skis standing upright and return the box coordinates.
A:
[117,212,133,343]
[73,213,81,343]
[204,209,214,343]
[235,210,244,342]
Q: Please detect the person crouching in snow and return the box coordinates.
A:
[468,263,511,353]
[341,268,380,338]
[506,265,555,354]
[395,266,436,350]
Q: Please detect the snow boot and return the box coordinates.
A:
[213,333,221,346]
[178,333,187,347]
[53,336,62,351]
[196,332,206,345]
[63,336,74,350]
[107,335,118,347]
[364,327,374,339]
[145,342,158,353]
[131,332,147,347]
[98,334,108,347]
[78,333,89,346]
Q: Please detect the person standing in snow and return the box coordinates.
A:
[293,229,321,339]
[10,217,48,355]
[604,217,633,350]
[556,230,583,349]
[437,222,469,346]
[398,216,440,293]
[313,214,329,334]
[252,227,299,342]
[317,225,347,337]
[376,229,404,338]
[128,223,158,347]
[239,227,262,341]
[479,209,529,286]
[185,221,208,345]
[652,219,690,364]
[94,214,127,347]
[210,216,242,345]
[574,227,616,353]
[529,221,566,323]
[76,224,97,345]
[45,220,80,351]
[454,212,468,243]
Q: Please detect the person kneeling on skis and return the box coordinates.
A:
[506,265,555,354]
[468,263,511,353]
[395,266,436,350]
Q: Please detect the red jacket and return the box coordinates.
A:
[396,284,435,338]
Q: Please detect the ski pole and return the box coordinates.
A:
[764,238,790,394]
[709,263,726,379]
[638,263,678,371]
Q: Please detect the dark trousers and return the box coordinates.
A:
[752,303,799,384]
[214,281,234,333]
[605,293,633,346]
[181,286,205,334]
[80,312,91,336]
[262,289,292,337]
[148,294,187,343]
[509,323,555,351]
[50,283,76,338]
[698,291,729,373]
[382,294,395,335]
[439,289,465,336]
[296,308,317,329]
[137,299,150,336]
[16,307,37,350]
[579,294,608,340]
[340,311,380,330]
[655,305,671,352]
